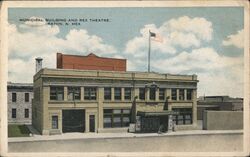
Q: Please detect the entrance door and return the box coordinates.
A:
[89,115,95,132]
[62,109,85,133]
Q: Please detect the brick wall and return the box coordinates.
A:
[57,53,126,71]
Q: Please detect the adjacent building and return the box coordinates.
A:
[197,96,243,120]
[8,82,33,124]
[32,53,198,135]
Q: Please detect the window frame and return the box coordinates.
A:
[25,93,29,102]
[159,88,165,100]
[52,115,58,129]
[139,88,145,100]
[12,108,16,118]
[104,87,112,100]
[12,93,17,102]
[171,89,177,100]
[114,87,122,100]
[179,89,185,100]
[149,88,156,100]
[24,108,29,118]
[124,88,131,100]
[67,87,81,101]
[187,89,193,100]
[50,86,64,101]
[103,109,131,128]
[84,87,97,100]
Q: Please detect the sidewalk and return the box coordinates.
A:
[8,129,243,143]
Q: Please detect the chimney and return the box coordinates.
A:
[35,57,43,73]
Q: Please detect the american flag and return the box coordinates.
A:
[149,31,163,43]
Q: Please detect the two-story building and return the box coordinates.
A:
[32,53,198,135]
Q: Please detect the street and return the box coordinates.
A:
[9,133,243,152]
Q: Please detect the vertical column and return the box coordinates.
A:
[167,89,171,101]
[192,89,197,126]
[111,87,114,101]
[184,89,187,101]
[98,87,104,130]
[85,112,89,133]
[155,88,159,101]
[176,89,179,101]
[146,88,150,101]
[134,88,139,100]
[64,86,67,101]
[81,87,84,101]
[42,86,50,135]
[121,87,125,101]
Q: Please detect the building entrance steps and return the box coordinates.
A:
[8,129,242,143]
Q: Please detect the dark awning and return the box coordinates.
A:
[137,111,179,117]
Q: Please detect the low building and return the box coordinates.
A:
[197,96,243,120]
[32,53,198,135]
[8,82,33,124]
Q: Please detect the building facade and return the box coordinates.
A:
[57,53,126,72]
[8,82,33,124]
[197,96,243,120]
[32,68,198,135]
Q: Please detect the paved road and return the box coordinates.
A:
[9,133,243,152]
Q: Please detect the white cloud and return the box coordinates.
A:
[8,17,117,83]
[222,29,244,48]
[151,47,243,97]
[124,16,213,56]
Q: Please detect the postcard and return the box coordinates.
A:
[0,0,249,157]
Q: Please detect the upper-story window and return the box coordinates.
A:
[68,87,81,101]
[25,93,29,102]
[24,108,29,118]
[12,93,17,102]
[12,108,16,118]
[50,86,64,101]
[124,88,131,100]
[104,87,111,100]
[139,88,145,100]
[114,88,121,100]
[171,89,177,100]
[179,89,185,100]
[84,87,97,100]
[159,88,165,100]
[149,88,156,100]
[187,89,193,100]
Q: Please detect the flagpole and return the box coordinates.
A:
[148,30,151,72]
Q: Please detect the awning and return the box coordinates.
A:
[137,111,179,117]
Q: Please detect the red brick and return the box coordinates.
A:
[57,53,126,72]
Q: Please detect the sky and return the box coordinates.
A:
[8,7,244,97]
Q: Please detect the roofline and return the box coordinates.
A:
[57,52,127,61]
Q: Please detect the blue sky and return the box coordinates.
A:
[8,7,244,97]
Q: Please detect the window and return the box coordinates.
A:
[12,93,16,102]
[139,88,145,100]
[25,109,29,118]
[159,88,165,100]
[172,108,192,125]
[104,88,111,100]
[84,87,97,100]
[50,86,64,101]
[149,88,156,100]
[187,89,193,100]
[68,87,81,101]
[179,89,184,100]
[114,88,121,100]
[124,88,131,100]
[171,89,177,100]
[103,109,131,128]
[52,115,58,129]
[25,93,29,102]
[12,108,16,118]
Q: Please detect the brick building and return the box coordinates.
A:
[57,53,126,71]
[8,82,33,124]
[32,53,198,135]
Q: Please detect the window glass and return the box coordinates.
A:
[114,88,121,100]
[124,88,131,100]
[172,108,192,125]
[149,88,156,100]
[25,109,29,118]
[139,88,145,100]
[12,108,16,118]
[52,116,58,129]
[50,86,64,101]
[68,87,81,101]
[103,109,131,128]
[113,109,121,114]
[25,93,29,102]
[12,93,16,102]
[104,116,112,128]
[123,109,130,114]
[179,89,184,100]
[171,89,177,100]
[159,88,165,100]
[84,87,97,100]
[104,87,111,100]
[113,117,122,127]
[187,89,193,100]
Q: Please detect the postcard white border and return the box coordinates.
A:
[1,0,249,157]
